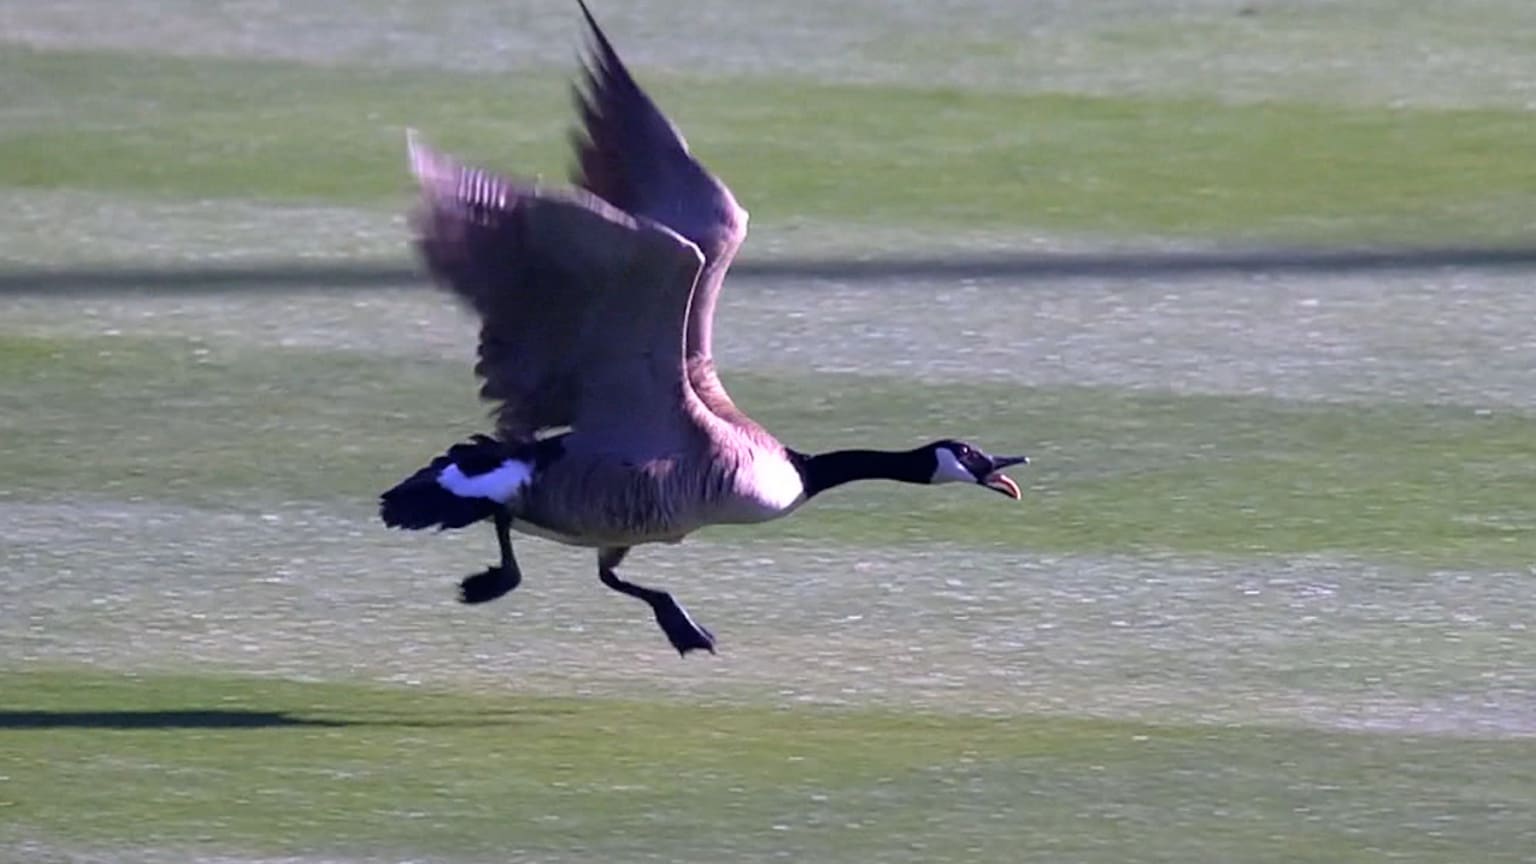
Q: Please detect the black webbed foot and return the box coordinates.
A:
[598,546,715,656]
[459,509,522,604]
[649,594,716,656]
[459,565,521,604]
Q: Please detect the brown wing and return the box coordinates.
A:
[571,0,747,361]
[407,131,705,446]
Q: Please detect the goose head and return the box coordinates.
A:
[927,440,1029,499]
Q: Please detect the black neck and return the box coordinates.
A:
[790,448,932,499]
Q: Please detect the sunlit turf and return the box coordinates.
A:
[5,4,1535,861]
[2,669,1532,864]
[4,330,1533,568]
[4,45,1536,244]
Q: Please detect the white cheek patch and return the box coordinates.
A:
[931,448,977,485]
[437,459,533,502]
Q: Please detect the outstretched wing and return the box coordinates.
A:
[407,132,705,446]
[570,0,747,361]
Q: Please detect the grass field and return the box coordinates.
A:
[3,1,1536,862]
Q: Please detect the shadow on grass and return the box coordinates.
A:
[3,243,1536,295]
[0,707,578,730]
[0,709,347,730]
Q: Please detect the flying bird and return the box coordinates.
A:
[381,1,1028,656]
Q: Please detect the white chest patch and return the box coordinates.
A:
[745,452,807,513]
[436,459,533,503]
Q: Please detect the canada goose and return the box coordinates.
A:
[380,2,1028,656]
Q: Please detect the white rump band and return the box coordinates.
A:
[437,459,532,502]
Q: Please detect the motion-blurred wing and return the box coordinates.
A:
[571,0,747,361]
[408,131,705,445]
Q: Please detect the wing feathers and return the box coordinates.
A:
[406,132,704,442]
[570,5,744,270]
[566,3,758,430]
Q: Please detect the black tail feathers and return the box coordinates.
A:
[379,435,509,532]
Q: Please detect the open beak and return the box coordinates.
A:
[981,455,1028,500]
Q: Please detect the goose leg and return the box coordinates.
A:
[459,509,523,604]
[597,546,715,656]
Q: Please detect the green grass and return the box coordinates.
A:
[5,5,1536,861]
[4,45,1536,243]
[3,669,1532,863]
[4,330,1534,568]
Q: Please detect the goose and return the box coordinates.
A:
[380,2,1028,656]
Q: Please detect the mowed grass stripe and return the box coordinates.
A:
[6,499,1532,729]
[4,46,1536,242]
[3,332,1534,566]
[6,0,1536,111]
[2,670,1532,864]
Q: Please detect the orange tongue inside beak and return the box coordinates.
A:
[985,472,1022,500]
